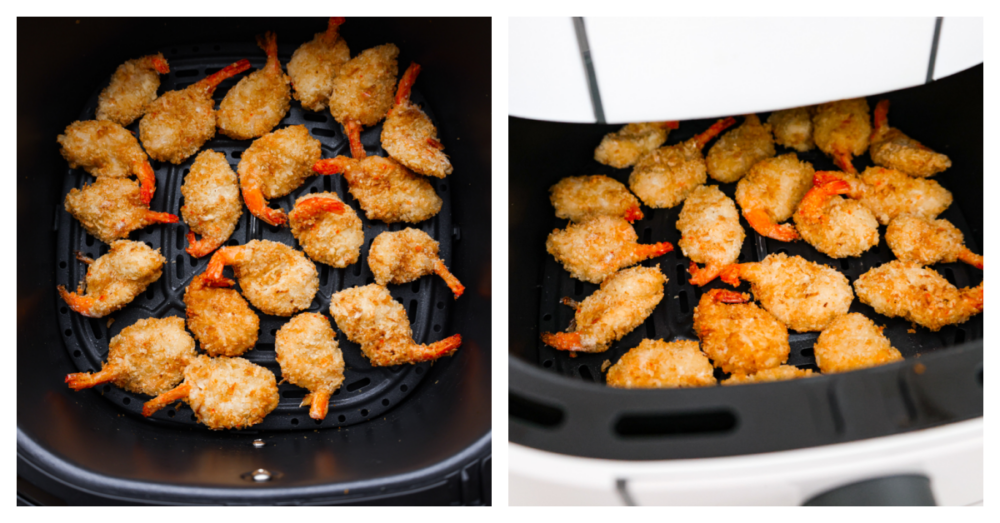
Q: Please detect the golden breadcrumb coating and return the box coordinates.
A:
[793,177,879,258]
[812,98,871,172]
[886,214,982,268]
[218,32,291,140]
[767,106,815,152]
[813,313,902,373]
[181,150,242,257]
[854,260,983,332]
[58,240,165,318]
[289,192,363,268]
[97,54,169,126]
[693,289,789,375]
[382,63,453,178]
[869,100,951,178]
[540,265,666,353]
[313,155,442,223]
[837,167,953,225]
[58,120,147,179]
[735,153,814,241]
[329,44,399,127]
[369,228,438,283]
[706,114,775,183]
[676,185,745,286]
[549,175,643,223]
[64,177,177,244]
[594,122,674,169]
[204,239,319,317]
[629,139,707,209]
[329,284,462,366]
[240,125,322,200]
[606,339,716,389]
[275,312,345,419]
[722,365,814,385]
[288,19,350,112]
[184,273,259,357]
[546,215,673,284]
[720,253,853,332]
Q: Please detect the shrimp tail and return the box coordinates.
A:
[415,334,463,362]
[719,264,744,287]
[871,99,890,141]
[257,31,280,73]
[146,54,170,75]
[623,206,644,223]
[432,258,465,299]
[58,285,101,318]
[631,242,674,264]
[692,117,737,150]
[197,59,252,95]
[307,390,330,420]
[65,364,120,390]
[322,17,346,44]
[185,230,224,258]
[831,148,857,174]
[395,63,421,106]
[133,159,157,205]
[344,120,366,159]
[744,208,799,242]
[288,197,347,223]
[688,261,722,287]
[958,249,983,270]
[312,156,353,175]
[660,121,680,130]
[962,282,984,313]
[203,246,246,287]
[241,176,287,226]
[708,288,750,304]
[541,331,585,352]
[142,382,191,417]
[143,210,179,225]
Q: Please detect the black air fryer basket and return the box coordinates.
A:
[18,17,491,505]
[509,65,982,462]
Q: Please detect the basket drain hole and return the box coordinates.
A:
[615,410,737,438]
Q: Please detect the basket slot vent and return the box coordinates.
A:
[614,409,737,437]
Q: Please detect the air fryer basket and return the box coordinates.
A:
[19,18,491,505]
[509,65,982,461]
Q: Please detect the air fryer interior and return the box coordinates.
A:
[509,65,982,461]
[18,17,491,505]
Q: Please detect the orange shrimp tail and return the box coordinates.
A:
[344,120,366,159]
[203,247,241,287]
[958,249,983,270]
[144,211,179,224]
[58,285,99,318]
[813,171,846,187]
[142,382,191,417]
[709,288,750,304]
[541,331,584,351]
[185,230,224,258]
[418,334,463,361]
[797,180,850,219]
[257,31,280,71]
[198,59,252,94]
[623,206,644,223]
[660,121,680,130]
[313,156,353,175]
[395,62,421,106]
[289,197,347,222]
[692,117,737,149]
[148,54,170,74]
[433,258,465,299]
[832,149,857,174]
[426,137,445,150]
[688,261,722,287]
[634,241,674,261]
[133,159,157,205]
[744,208,799,242]
[241,178,287,226]
[872,99,890,140]
[719,264,744,287]
[65,365,120,391]
[962,283,984,313]
[308,390,331,420]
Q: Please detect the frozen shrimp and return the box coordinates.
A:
[328,44,399,159]
[184,273,259,357]
[202,239,319,317]
[813,313,902,373]
[275,312,345,420]
[767,106,815,152]
[312,155,442,223]
[820,167,953,225]
[792,173,879,258]
[238,125,323,226]
[288,193,362,268]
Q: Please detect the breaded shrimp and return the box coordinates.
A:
[605,339,716,389]
[181,150,242,257]
[792,174,879,258]
[275,312,345,420]
[65,317,195,396]
[594,121,679,169]
[869,100,951,177]
[202,239,319,317]
[886,214,982,269]
[238,125,323,226]
[288,17,350,112]
[821,167,953,225]
[217,32,292,140]
[549,175,643,223]
[541,265,666,353]
[329,284,462,366]
[57,240,165,318]
[676,185,745,286]
[142,355,279,430]
[96,53,170,126]
[692,289,789,375]
[64,177,178,245]
[854,260,983,331]
[546,215,673,284]
[381,63,453,178]
[812,98,871,173]
[288,193,361,268]
[706,114,776,183]
[722,365,815,385]
[720,252,853,332]
[813,313,903,373]
[329,44,399,159]
[139,59,251,164]
[312,155,442,223]
[734,153,814,241]
[183,273,260,357]
[368,228,464,298]
[57,120,158,205]
[767,106,815,152]
[629,117,735,209]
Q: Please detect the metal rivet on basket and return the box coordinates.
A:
[252,469,271,482]
[253,439,265,449]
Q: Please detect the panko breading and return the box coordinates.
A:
[288,17,350,112]
[329,43,399,158]
[57,120,157,204]
[549,175,643,223]
[692,289,790,375]
[595,121,677,169]
[96,53,170,126]
[813,313,902,373]
[65,317,195,396]
[870,100,951,177]
[57,240,165,318]
[854,260,983,331]
[677,185,745,286]
[312,155,442,223]
[706,114,776,183]
[546,215,673,284]
[541,265,666,353]
[767,106,815,152]
[203,239,319,317]
[289,193,363,268]
[218,32,291,140]
[329,284,462,366]
[629,118,735,209]
[829,167,953,225]
[238,125,323,226]
[605,339,716,389]
[139,59,251,164]
[793,175,879,258]
[735,153,814,241]
[812,98,871,173]
[143,355,279,430]
[720,253,853,332]
[382,63,453,178]
[722,365,815,385]
[181,150,242,257]
[886,214,982,268]
[184,273,259,357]
[368,228,465,298]
[275,312,345,420]
[65,177,178,245]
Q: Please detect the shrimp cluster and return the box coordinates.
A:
[767,106,815,152]
[203,239,320,317]
[886,214,982,269]
[869,100,951,177]
[705,114,775,183]
[734,153,814,241]
[676,185,745,286]
[594,121,678,169]
[312,155,442,223]
[813,313,902,374]
[58,120,157,205]
[368,228,465,298]
[275,313,345,420]
[288,17,350,112]
[238,124,323,226]
[64,177,178,244]
[812,98,871,173]
[218,32,292,140]
[181,150,243,257]
[792,173,879,258]
[605,339,716,389]
[382,63,453,178]
[58,240,165,318]
[183,273,260,357]
[546,215,673,284]
[96,53,170,126]
[329,44,399,158]
[692,289,790,375]
[288,193,362,268]
[549,175,643,223]
[824,167,953,225]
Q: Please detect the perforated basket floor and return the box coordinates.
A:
[537,112,983,384]
[54,42,457,432]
